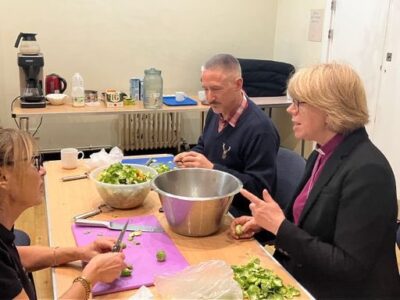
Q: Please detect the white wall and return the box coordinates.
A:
[272,0,326,156]
[0,0,278,151]
[273,0,326,68]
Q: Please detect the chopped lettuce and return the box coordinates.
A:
[98,163,153,184]
[232,258,300,299]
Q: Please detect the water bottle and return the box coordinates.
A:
[143,68,163,109]
[71,73,85,107]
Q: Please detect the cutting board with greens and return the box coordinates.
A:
[71,215,189,296]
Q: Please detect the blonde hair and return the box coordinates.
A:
[287,63,369,134]
[0,128,36,182]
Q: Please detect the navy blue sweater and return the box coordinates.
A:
[192,99,280,215]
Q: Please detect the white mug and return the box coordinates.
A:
[198,90,207,103]
[61,148,84,169]
[175,91,186,102]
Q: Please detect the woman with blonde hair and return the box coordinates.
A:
[231,63,400,298]
[0,128,126,300]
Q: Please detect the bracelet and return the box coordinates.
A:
[73,276,91,300]
[52,247,59,267]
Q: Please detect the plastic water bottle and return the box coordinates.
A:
[71,73,85,107]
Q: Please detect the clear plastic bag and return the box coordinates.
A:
[85,146,123,170]
[154,260,243,299]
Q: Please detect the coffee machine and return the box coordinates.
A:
[15,32,46,108]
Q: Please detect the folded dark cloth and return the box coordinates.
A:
[238,58,295,97]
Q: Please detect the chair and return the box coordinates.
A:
[14,229,36,292]
[14,229,31,246]
[274,147,306,209]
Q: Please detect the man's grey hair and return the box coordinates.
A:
[202,53,242,77]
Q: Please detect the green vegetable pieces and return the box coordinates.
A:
[98,163,153,184]
[232,258,300,300]
[151,163,171,174]
[156,250,166,262]
[120,265,133,277]
[235,224,243,236]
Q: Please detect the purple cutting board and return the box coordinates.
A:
[71,215,189,296]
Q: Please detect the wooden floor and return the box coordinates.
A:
[16,199,400,299]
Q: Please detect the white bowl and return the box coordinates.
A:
[89,164,158,209]
[46,93,67,105]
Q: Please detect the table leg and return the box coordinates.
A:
[19,117,29,132]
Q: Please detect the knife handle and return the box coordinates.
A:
[73,208,102,221]
[62,174,88,182]
[75,219,109,228]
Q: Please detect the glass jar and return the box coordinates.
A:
[143,68,163,109]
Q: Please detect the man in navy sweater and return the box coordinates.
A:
[174,54,280,216]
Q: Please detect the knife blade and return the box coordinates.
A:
[112,220,129,252]
[74,219,164,232]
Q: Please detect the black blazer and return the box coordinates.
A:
[274,128,400,299]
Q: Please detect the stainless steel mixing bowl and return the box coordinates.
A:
[151,168,242,236]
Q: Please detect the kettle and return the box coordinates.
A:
[45,73,67,94]
[14,32,40,55]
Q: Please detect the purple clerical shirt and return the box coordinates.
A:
[292,134,344,224]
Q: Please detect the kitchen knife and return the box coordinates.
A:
[73,208,101,220]
[61,173,88,182]
[72,204,113,221]
[111,220,129,252]
[74,219,164,233]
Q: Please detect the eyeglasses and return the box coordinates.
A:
[0,154,43,171]
[32,155,43,171]
[291,99,307,113]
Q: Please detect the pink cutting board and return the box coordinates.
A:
[71,215,189,296]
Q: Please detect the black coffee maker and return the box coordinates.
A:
[15,32,46,108]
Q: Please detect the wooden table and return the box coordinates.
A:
[11,99,210,132]
[44,159,312,299]
[12,96,289,131]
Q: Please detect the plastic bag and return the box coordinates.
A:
[154,260,243,299]
[85,146,123,170]
[129,286,154,300]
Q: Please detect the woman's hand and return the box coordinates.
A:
[82,252,126,284]
[230,215,261,239]
[241,189,285,235]
[79,237,116,262]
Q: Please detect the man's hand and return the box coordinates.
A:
[241,189,285,236]
[173,151,214,169]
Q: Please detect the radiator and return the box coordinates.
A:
[119,112,182,151]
